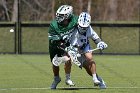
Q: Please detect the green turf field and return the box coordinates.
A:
[0,55,140,93]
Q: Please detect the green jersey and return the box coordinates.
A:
[48,14,78,47]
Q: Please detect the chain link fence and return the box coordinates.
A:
[0,22,139,55]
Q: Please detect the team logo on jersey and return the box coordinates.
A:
[60,28,74,36]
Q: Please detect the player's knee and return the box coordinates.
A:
[63,56,70,62]
[85,55,93,62]
[65,61,72,67]
[86,58,93,63]
[92,61,96,64]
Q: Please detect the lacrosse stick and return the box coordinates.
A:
[52,46,81,67]
[52,54,71,66]
[80,47,100,55]
[70,47,100,68]
[52,47,100,67]
[90,47,100,52]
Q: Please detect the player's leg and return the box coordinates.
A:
[97,76,107,89]
[52,53,75,86]
[51,65,61,89]
[82,44,100,84]
[51,49,75,87]
[49,48,61,89]
[62,53,75,86]
[83,52,100,84]
[64,60,75,86]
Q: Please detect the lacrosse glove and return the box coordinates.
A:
[97,41,108,50]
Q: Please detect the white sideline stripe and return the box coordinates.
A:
[0,88,50,90]
[0,87,140,90]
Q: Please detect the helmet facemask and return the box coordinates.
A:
[56,13,69,23]
[78,25,88,34]
[56,5,73,23]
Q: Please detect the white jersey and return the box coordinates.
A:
[70,26,100,48]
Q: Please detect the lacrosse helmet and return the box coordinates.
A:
[56,5,73,23]
[78,12,91,34]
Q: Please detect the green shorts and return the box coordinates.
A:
[49,45,65,62]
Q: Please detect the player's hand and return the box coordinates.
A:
[97,41,108,50]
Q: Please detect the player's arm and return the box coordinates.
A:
[48,24,68,52]
[88,26,101,43]
[89,26,108,50]
[48,25,60,42]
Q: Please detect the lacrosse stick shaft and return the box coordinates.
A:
[90,47,100,52]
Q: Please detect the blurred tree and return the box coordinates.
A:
[0,0,139,21]
[103,0,118,21]
[51,0,55,20]
[11,0,17,22]
[87,0,91,13]
[0,5,6,21]
[0,0,10,21]
[90,0,140,21]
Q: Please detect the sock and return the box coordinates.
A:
[92,74,98,80]
[54,76,60,80]
[66,74,70,80]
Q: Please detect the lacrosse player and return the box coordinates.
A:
[71,12,108,88]
[48,5,78,89]
[53,12,108,89]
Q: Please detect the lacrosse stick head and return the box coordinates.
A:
[52,55,63,66]
[52,55,70,66]
[67,48,82,67]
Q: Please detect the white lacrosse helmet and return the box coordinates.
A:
[78,12,91,34]
[56,5,73,23]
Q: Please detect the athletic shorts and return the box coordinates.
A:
[80,43,92,53]
[49,46,65,62]
[78,43,93,66]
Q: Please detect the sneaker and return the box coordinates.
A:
[50,77,61,89]
[97,76,106,89]
[65,79,75,86]
[93,78,101,85]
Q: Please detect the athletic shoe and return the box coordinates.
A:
[50,77,61,89]
[97,76,107,89]
[65,79,75,86]
[93,78,101,85]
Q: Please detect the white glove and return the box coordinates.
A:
[97,41,108,50]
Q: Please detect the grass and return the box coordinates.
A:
[0,54,140,93]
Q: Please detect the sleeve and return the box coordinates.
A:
[48,24,60,41]
[88,26,101,44]
[70,30,78,47]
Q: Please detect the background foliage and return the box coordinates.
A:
[0,0,140,22]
